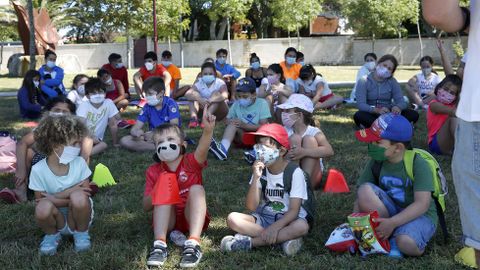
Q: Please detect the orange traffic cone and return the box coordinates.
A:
[152,172,181,205]
[323,169,350,193]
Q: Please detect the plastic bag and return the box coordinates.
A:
[347,211,390,256]
[325,223,358,253]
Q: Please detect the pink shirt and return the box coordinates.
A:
[427,99,455,143]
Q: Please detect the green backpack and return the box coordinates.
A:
[261,162,316,225]
[371,148,449,242]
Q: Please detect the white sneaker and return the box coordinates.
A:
[282,238,303,256]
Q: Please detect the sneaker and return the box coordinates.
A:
[0,188,20,204]
[117,120,132,129]
[169,230,187,247]
[147,240,168,267]
[188,118,199,129]
[243,149,256,165]
[209,138,227,160]
[220,234,252,252]
[179,239,203,268]
[282,238,303,256]
[39,232,61,255]
[73,231,91,252]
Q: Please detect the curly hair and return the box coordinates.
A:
[33,115,88,156]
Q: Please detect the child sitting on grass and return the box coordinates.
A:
[221,123,313,256]
[76,78,122,155]
[143,107,216,268]
[427,74,462,155]
[278,94,334,189]
[209,77,270,160]
[296,65,343,110]
[354,113,437,257]
[120,77,180,152]
[29,115,94,255]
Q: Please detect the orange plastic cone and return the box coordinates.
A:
[323,169,350,193]
[152,172,181,205]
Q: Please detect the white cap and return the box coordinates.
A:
[277,94,314,113]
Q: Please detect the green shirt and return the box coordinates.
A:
[227,97,271,125]
[357,156,437,224]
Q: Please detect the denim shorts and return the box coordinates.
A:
[251,205,308,229]
[58,197,94,235]
[363,183,436,251]
[452,119,480,250]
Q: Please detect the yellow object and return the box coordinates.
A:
[455,247,478,269]
[92,163,117,187]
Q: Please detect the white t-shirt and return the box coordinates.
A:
[250,167,308,218]
[76,99,119,140]
[457,1,480,121]
[29,156,92,194]
[67,90,88,107]
[296,76,331,96]
[194,78,226,99]
[415,73,441,96]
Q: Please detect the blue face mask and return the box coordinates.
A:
[202,75,215,84]
[286,57,296,65]
[217,57,226,65]
[161,61,172,67]
[251,62,260,70]
[299,61,305,66]
[237,98,252,107]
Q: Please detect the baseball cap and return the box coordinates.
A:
[236,77,256,93]
[243,123,290,149]
[355,113,413,143]
[277,94,314,113]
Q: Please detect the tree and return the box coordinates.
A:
[248,0,272,39]
[341,0,418,39]
[204,0,253,40]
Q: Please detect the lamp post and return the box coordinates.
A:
[153,0,158,54]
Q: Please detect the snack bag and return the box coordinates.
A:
[347,211,390,256]
[325,223,358,253]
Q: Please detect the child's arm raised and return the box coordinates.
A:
[194,105,216,164]
[376,191,431,240]
[246,161,263,211]
[430,101,456,116]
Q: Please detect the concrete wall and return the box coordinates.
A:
[0,36,465,72]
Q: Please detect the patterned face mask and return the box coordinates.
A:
[254,144,280,166]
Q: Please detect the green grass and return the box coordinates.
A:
[0,66,445,92]
[0,87,465,269]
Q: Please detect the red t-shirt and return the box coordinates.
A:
[144,153,207,205]
[105,80,121,101]
[139,64,168,81]
[427,99,455,143]
[101,64,129,94]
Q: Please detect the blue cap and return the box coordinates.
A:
[355,113,413,142]
[236,77,256,93]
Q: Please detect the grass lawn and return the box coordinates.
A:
[0,66,446,93]
[0,86,466,269]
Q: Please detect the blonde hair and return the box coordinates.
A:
[33,115,88,155]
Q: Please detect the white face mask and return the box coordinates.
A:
[145,62,154,71]
[104,77,113,85]
[115,63,124,69]
[77,85,85,95]
[146,95,161,106]
[33,80,40,88]
[55,145,81,165]
[156,141,181,162]
[253,144,280,166]
[46,60,56,68]
[281,112,299,128]
[375,65,391,79]
[161,61,172,67]
[90,93,105,104]
[365,61,376,71]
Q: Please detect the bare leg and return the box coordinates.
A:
[153,205,176,241]
[315,94,344,110]
[119,135,155,152]
[299,136,322,188]
[251,219,309,247]
[436,117,457,155]
[173,85,191,99]
[184,185,207,239]
[357,184,390,218]
[226,212,264,237]
[69,190,91,232]
[396,234,424,256]
[406,88,423,107]
[222,124,238,148]
[209,102,229,122]
[115,99,129,112]
[91,141,108,155]
[35,200,65,234]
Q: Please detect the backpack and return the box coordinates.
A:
[261,162,316,225]
[0,131,17,174]
[371,148,449,242]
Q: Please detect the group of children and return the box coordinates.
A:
[3,45,465,267]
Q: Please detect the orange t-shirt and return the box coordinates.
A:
[161,64,182,90]
[139,64,168,81]
[280,61,302,80]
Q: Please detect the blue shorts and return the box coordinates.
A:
[363,183,437,251]
[251,205,308,229]
[428,133,443,155]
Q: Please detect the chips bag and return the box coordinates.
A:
[347,211,390,256]
[325,223,358,253]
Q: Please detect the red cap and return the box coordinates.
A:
[243,123,290,149]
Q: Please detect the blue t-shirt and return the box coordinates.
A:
[215,62,241,79]
[137,96,181,129]
[227,98,271,125]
